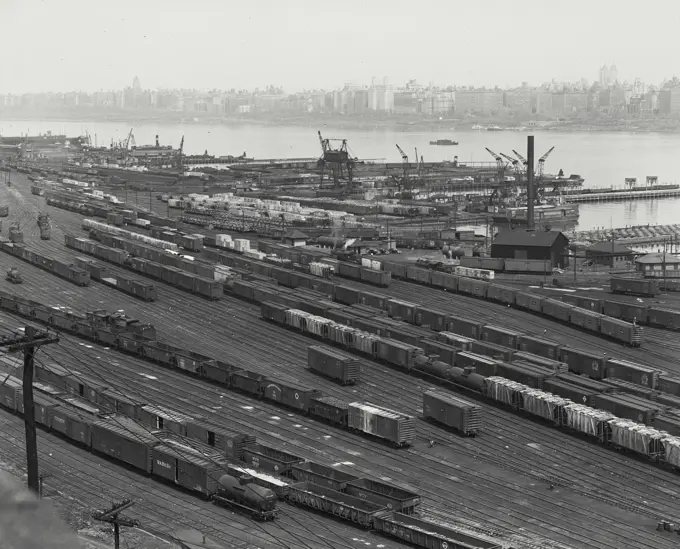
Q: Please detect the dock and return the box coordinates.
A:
[566,188,680,203]
[571,223,680,246]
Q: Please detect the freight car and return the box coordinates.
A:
[610,277,659,297]
[65,234,222,300]
[5,289,680,487]
[422,390,482,436]
[0,238,90,286]
[212,474,278,520]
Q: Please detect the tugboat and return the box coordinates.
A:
[429,139,459,146]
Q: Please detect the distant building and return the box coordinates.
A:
[491,230,570,268]
[585,241,636,267]
[282,229,308,247]
[659,87,680,114]
[455,90,503,114]
[635,253,680,278]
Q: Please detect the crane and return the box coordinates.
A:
[485,148,510,205]
[396,144,409,189]
[317,130,355,189]
[512,149,528,170]
[536,146,555,180]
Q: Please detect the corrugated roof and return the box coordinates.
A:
[587,241,635,254]
[491,230,566,248]
[635,253,680,264]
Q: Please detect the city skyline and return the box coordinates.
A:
[2,0,679,94]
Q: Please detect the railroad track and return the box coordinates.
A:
[4,176,680,548]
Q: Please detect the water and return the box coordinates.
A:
[3,118,680,231]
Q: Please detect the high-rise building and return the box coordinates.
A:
[132,76,141,91]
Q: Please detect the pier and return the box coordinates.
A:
[571,224,680,246]
[566,188,680,203]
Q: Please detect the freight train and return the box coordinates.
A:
[260,302,680,470]
[0,305,501,547]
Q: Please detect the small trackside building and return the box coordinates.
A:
[491,230,570,268]
[635,252,680,278]
[585,241,636,267]
[282,229,309,247]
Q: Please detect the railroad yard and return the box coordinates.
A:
[3,171,680,549]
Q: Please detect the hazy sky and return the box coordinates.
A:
[2,0,679,93]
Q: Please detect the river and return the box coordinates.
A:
[2,118,680,232]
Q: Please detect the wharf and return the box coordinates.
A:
[566,188,680,203]
[571,223,680,245]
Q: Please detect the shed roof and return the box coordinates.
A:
[587,241,635,254]
[635,253,680,264]
[492,230,566,248]
[283,229,309,240]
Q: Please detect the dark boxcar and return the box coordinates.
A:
[457,276,488,298]
[33,394,61,427]
[63,373,108,402]
[429,270,458,291]
[602,378,656,399]
[361,268,391,287]
[231,370,267,396]
[556,372,616,393]
[91,416,161,473]
[486,283,517,305]
[176,271,197,293]
[610,277,659,297]
[414,307,447,331]
[262,378,322,411]
[541,298,575,323]
[605,359,659,389]
[372,511,502,549]
[386,299,417,323]
[470,340,515,362]
[569,308,602,332]
[286,482,386,527]
[602,300,648,323]
[338,262,361,280]
[600,316,641,346]
[152,445,227,497]
[647,307,680,330]
[382,261,407,280]
[558,346,607,379]
[515,291,543,313]
[480,325,522,348]
[35,361,72,389]
[653,413,680,437]
[358,291,389,310]
[347,402,416,447]
[420,339,459,365]
[117,333,144,354]
[454,352,498,377]
[140,340,175,364]
[48,405,94,446]
[195,277,223,300]
[375,339,422,370]
[98,388,146,419]
[495,361,550,390]
[345,478,421,514]
[335,284,360,306]
[543,378,599,407]
[593,393,660,425]
[307,345,360,385]
[518,335,562,360]
[0,376,22,411]
[186,421,255,461]
[290,462,359,491]
[513,352,567,373]
[446,315,484,340]
[422,390,482,435]
[241,443,305,475]
[138,404,194,436]
[658,375,680,397]
[308,396,349,426]
[405,265,431,284]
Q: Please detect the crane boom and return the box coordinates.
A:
[512,149,528,167]
[396,144,408,162]
[536,146,555,179]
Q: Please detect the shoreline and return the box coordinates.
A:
[2,110,680,134]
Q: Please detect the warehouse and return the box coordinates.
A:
[491,230,570,267]
[585,241,636,267]
[635,252,680,278]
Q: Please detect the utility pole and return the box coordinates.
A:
[92,500,139,549]
[0,326,59,495]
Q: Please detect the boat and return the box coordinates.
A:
[0,131,86,148]
[486,126,504,132]
[429,139,459,146]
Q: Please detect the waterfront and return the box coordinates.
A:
[3,118,680,231]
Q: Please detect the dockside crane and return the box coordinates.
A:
[512,149,528,171]
[485,147,509,204]
[317,130,355,188]
[500,152,523,181]
[396,144,410,189]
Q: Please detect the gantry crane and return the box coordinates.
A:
[485,148,510,204]
[317,131,355,188]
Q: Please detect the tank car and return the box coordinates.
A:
[212,474,278,521]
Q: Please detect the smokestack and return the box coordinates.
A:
[526,135,535,232]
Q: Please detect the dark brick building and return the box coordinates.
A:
[491,230,570,268]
